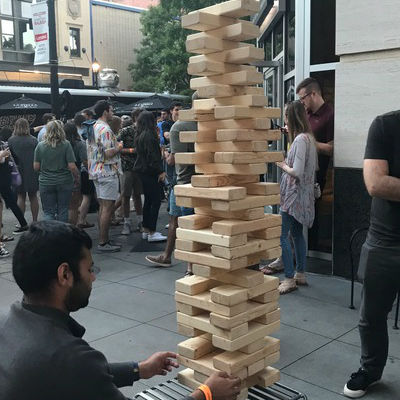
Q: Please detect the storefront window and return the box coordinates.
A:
[1,19,15,49]
[20,1,32,19]
[264,33,272,61]
[69,27,81,57]
[273,18,283,57]
[0,0,12,16]
[285,0,295,73]
[19,20,34,52]
[284,77,295,103]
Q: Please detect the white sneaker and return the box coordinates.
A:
[121,222,131,236]
[142,232,149,240]
[147,232,167,242]
[97,242,121,253]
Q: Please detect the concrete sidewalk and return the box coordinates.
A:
[0,206,399,399]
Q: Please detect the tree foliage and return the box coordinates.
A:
[129,0,223,95]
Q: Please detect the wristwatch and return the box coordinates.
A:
[133,361,140,381]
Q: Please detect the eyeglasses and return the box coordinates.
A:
[299,92,312,102]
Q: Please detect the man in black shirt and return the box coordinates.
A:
[343,111,400,398]
[0,221,241,400]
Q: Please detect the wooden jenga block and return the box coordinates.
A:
[244,182,280,196]
[179,108,215,121]
[216,128,278,142]
[186,32,240,54]
[212,214,282,235]
[196,163,267,176]
[248,276,280,298]
[205,45,264,65]
[212,195,280,211]
[178,323,206,337]
[195,141,267,152]
[176,302,204,316]
[191,174,258,188]
[196,206,265,221]
[175,152,214,165]
[199,118,270,130]
[175,197,211,208]
[214,152,266,164]
[255,309,281,325]
[176,228,247,247]
[264,246,282,260]
[177,312,248,340]
[177,368,199,389]
[257,367,280,387]
[179,130,217,143]
[175,249,247,271]
[206,20,260,41]
[178,334,215,359]
[210,285,248,306]
[215,105,281,120]
[247,357,267,376]
[178,214,217,230]
[194,370,209,382]
[175,275,215,295]
[175,184,247,201]
[199,0,260,18]
[197,82,264,98]
[239,336,272,354]
[175,291,248,317]
[182,11,235,31]
[191,70,263,89]
[249,225,282,240]
[194,94,268,110]
[175,240,208,252]
[252,289,279,304]
[211,238,280,259]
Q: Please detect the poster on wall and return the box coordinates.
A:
[31,2,50,65]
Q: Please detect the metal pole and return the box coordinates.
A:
[47,0,60,117]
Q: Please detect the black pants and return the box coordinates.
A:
[139,173,161,232]
[0,177,27,228]
[358,238,400,379]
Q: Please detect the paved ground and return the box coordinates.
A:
[0,204,399,399]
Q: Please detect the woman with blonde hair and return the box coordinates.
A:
[8,118,39,222]
[34,120,79,222]
[276,100,318,294]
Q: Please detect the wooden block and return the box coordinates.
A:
[191,70,263,89]
[174,184,246,201]
[252,289,279,304]
[194,370,209,382]
[263,151,284,163]
[210,301,272,329]
[174,240,207,253]
[216,128,274,142]
[178,214,217,230]
[178,323,205,337]
[205,45,264,65]
[177,368,199,389]
[215,105,281,120]
[191,174,258,188]
[248,276,280,298]
[199,0,260,18]
[177,313,248,340]
[179,108,216,121]
[196,206,265,221]
[206,20,260,41]
[197,83,264,98]
[214,152,266,164]
[257,367,280,387]
[244,182,280,196]
[179,130,217,143]
[195,141,267,152]
[175,152,213,165]
[212,214,282,235]
[188,59,254,77]
[239,336,277,354]
[255,309,281,326]
[199,118,270,131]
[175,275,214,295]
[175,291,247,317]
[175,197,211,208]
[212,195,280,211]
[246,251,266,266]
[176,302,204,316]
[178,335,215,360]
[264,246,282,260]
[194,94,268,110]
[212,238,280,259]
[248,357,266,376]
[210,285,248,306]
[182,11,235,31]
[212,321,275,352]
[250,225,282,240]
[186,32,240,54]
[174,249,247,271]
[176,228,247,247]
[263,351,280,368]
[196,163,267,176]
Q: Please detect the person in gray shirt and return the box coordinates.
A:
[0,221,241,400]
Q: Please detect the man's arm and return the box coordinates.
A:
[316,140,333,156]
[364,159,400,202]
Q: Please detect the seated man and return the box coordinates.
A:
[0,221,241,400]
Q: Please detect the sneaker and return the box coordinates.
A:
[121,222,132,236]
[145,254,171,267]
[13,225,29,235]
[142,232,149,240]
[0,247,9,257]
[268,257,284,270]
[278,278,297,294]
[97,241,121,253]
[343,368,379,398]
[294,272,308,286]
[165,224,169,229]
[147,232,167,242]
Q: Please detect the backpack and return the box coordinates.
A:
[81,119,96,142]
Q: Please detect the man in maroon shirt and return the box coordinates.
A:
[296,78,334,192]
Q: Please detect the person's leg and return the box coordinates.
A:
[68,191,81,225]
[140,174,151,234]
[78,194,91,225]
[99,199,114,244]
[280,212,295,279]
[0,183,28,228]
[148,175,162,234]
[27,192,39,222]
[56,184,73,223]
[131,172,143,230]
[39,185,57,221]
[17,192,26,215]
[289,217,307,272]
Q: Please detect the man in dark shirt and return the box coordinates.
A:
[0,221,241,400]
[343,111,400,398]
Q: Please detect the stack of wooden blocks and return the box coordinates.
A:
[174,1,283,398]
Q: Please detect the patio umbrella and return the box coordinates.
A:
[130,94,173,111]
[0,95,51,112]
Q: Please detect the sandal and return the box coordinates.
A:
[260,266,281,275]
[0,235,14,242]
[278,278,297,294]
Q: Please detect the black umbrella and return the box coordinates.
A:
[130,94,173,111]
[0,95,51,111]
[78,100,132,116]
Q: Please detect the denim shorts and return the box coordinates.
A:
[169,188,194,217]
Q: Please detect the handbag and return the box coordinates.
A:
[9,156,22,188]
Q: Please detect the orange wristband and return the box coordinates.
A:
[129,148,134,153]
[198,384,212,400]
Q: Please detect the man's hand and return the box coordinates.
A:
[0,149,10,159]
[158,172,166,182]
[139,351,178,379]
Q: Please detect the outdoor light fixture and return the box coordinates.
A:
[92,58,100,88]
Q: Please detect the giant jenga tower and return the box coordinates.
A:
[174,1,283,398]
